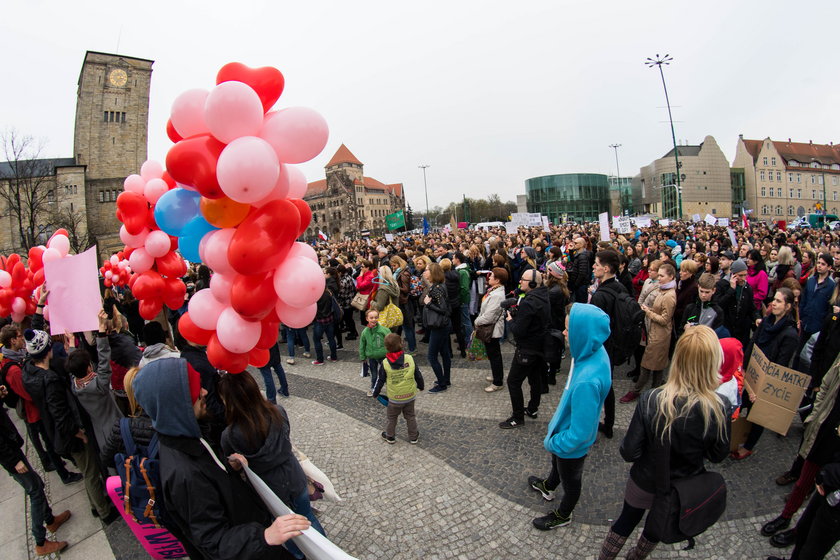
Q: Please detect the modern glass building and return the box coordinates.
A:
[525,173,611,223]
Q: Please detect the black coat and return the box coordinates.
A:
[22,361,84,456]
[99,414,155,468]
[590,278,628,365]
[568,249,592,291]
[509,286,550,355]
[715,281,759,348]
[621,389,730,494]
[810,310,840,388]
[158,434,293,560]
[179,346,225,452]
[0,406,25,473]
[547,285,569,331]
[744,314,799,369]
[444,270,460,308]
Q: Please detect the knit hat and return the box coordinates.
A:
[523,246,537,260]
[547,261,566,278]
[666,239,677,248]
[730,260,747,274]
[720,250,736,261]
[24,329,51,359]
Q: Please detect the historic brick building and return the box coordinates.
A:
[304,144,405,239]
[0,51,153,258]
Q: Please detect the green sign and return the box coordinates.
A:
[385,210,405,231]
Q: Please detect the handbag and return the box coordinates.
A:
[644,436,727,544]
[350,292,370,311]
[378,299,404,329]
[466,332,487,361]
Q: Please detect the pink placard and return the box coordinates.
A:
[43,247,101,335]
[106,476,187,559]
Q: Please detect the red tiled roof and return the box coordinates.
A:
[742,139,763,163]
[325,144,363,167]
[742,138,840,166]
[386,183,404,198]
[304,178,327,197]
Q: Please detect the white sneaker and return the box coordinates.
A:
[286,358,295,365]
[366,390,374,397]
[303,352,311,358]
[485,384,503,392]
[485,375,493,382]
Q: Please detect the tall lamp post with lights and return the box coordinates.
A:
[645,54,683,220]
[419,164,430,225]
[609,143,628,215]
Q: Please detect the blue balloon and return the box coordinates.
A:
[178,216,218,263]
[154,188,201,237]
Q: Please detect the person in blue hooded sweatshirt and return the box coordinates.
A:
[528,303,612,530]
[133,358,310,560]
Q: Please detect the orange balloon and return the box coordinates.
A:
[200,196,251,228]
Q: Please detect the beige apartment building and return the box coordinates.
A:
[633,135,732,219]
[732,136,840,222]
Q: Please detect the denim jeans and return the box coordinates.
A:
[12,457,54,545]
[366,358,381,389]
[259,362,288,401]
[427,326,451,387]
[285,327,310,357]
[460,303,473,342]
[544,454,587,518]
[284,488,326,559]
[312,321,337,362]
[401,301,416,352]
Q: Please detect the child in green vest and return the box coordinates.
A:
[372,334,425,444]
[359,309,391,397]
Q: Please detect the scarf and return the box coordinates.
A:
[755,313,793,351]
[1,346,26,362]
[659,279,676,290]
[386,350,404,363]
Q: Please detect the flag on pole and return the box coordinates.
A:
[318,229,328,241]
[422,217,430,235]
[742,208,750,230]
[449,214,457,231]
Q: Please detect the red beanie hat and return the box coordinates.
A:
[186,364,202,404]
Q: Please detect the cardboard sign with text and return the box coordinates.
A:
[743,347,810,435]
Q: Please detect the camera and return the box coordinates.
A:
[500,297,519,318]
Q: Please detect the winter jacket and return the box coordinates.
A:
[567,249,593,291]
[547,284,569,331]
[509,286,551,355]
[99,413,155,468]
[746,268,769,310]
[355,269,376,295]
[590,277,628,366]
[359,324,391,360]
[678,299,724,337]
[395,268,411,306]
[372,352,425,402]
[632,268,650,300]
[179,345,226,452]
[801,363,840,462]
[107,331,142,393]
[372,279,399,312]
[474,285,506,339]
[139,343,180,368]
[443,270,461,309]
[221,405,307,508]
[455,264,471,304]
[544,304,612,459]
[810,310,840,389]
[800,275,836,334]
[2,354,40,423]
[423,284,451,329]
[674,276,698,330]
[315,289,334,321]
[337,274,356,308]
[22,361,85,456]
[620,389,730,494]
[641,284,677,371]
[71,334,124,449]
[0,406,25,474]
[744,314,799,369]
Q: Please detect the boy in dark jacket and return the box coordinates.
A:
[678,273,726,338]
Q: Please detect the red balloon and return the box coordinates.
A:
[116,191,150,235]
[11,262,26,287]
[124,247,135,259]
[256,320,280,349]
[263,306,280,324]
[138,298,163,320]
[230,271,277,320]
[32,269,45,287]
[156,251,187,278]
[104,278,113,288]
[50,229,68,242]
[25,300,36,315]
[165,134,226,199]
[216,62,285,113]
[228,199,300,275]
[163,277,187,310]
[146,206,158,230]
[166,119,183,143]
[128,274,139,290]
[248,346,270,368]
[207,334,249,373]
[132,270,165,301]
[6,254,20,271]
[177,312,213,346]
[161,171,177,190]
[288,198,311,237]
[0,289,13,308]
[28,247,44,272]
[117,251,125,260]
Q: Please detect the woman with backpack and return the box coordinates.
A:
[598,326,730,560]
[218,372,325,560]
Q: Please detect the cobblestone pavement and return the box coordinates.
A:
[89,333,813,559]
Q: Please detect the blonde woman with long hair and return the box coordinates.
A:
[598,326,730,560]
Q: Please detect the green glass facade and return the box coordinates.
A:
[526,173,611,223]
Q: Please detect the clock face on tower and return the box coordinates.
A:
[109,69,128,87]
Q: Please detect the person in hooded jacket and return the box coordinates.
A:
[528,303,611,530]
[133,358,309,560]
[138,321,180,367]
[218,372,324,560]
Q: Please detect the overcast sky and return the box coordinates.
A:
[3,0,839,212]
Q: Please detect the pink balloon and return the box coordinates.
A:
[273,256,325,308]
[275,300,316,329]
[285,165,308,199]
[204,81,264,144]
[128,247,154,274]
[48,234,70,257]
[11,297,26,314]
[144,178,169,205]
[144,230,171,258]
[11,311,24,324]
[216,137,279,204]
[210,273,233,305]
[43,305,49,322]
[188,288,225,330]
[251,164,292,207]
[199,228,235,275]
[120,225,150,249]
[140,160,164,181]
[216,307,260,354]
[124,174,146,194]
[170,89,210,139]
[260,108,329,164]
[42,248,61,264]
[0,270,11,288]
[109,255,119,266]
[287,242,318,263]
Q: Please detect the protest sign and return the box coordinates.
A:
[692,214,701,223]
[659,219,671,227]
[244,466,358,560]
[384,233,394,241]
[717,217,730,226]
[727,227,738,247]
[504,222,518,235]
[632,217,651,228]
[385,210,405,231]
[43,246,101,335]
[743,347,811,435]
[541,215,550,232]
[598,212,610,241]
[704,214,717,226]
[616,216,632,234]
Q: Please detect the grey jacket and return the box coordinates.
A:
[71,335,123,448]
[474,285,506,339]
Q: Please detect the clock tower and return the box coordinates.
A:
[73,51,153,180]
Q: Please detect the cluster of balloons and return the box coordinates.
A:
[99,253,132,288]
[0,254,38,323]
[117,161,188,320]
[160,62,329,372]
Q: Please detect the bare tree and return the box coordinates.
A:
[0,129,54,250]
[48,207,101,254]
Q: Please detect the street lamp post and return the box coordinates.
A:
[418,164,430,217]
[609,143,624,214]
[645,54,683,220]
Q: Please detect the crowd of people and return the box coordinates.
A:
[1,217,839,559]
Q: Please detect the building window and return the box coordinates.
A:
[789,205,794,215]
[813,190,817,199]
[772,157,777,166]
[798,189,802,198]
[121,112,126,123]
[777,188,782,197]
[768,188,773,197]
[818,175,824,185]
[777,171,782,181]
[790,160,799,166]
[777,205,782,215]
[760,170,766,181]
[762,205,768,215]
[98,191,104,203]
[761,187,766,197]
[103,111,108,122]
[763,157,768,165]
[834,192,838,201]
[797,173,801,183]
[834,176,839,186]
[769,172,774,182]
[790,189,794,197]
[789,173,794,182]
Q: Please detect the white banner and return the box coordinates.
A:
[504,222,518,235]
[704,214,717,226]
[660,219,671,227]
[616,216,632,234]
[599,212,610,241]
[384,233,394,241]
[632,217,651,228]
[692,214,702,223]
[717,217,730,226]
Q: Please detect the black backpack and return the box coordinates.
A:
[114,418,169,528]
[603,286,645,365]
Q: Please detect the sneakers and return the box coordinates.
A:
[286,358,295,365]
[35,540,68,556]
[60,472,83,485]
[366,390,374,397]
[485,375,493,382]
[775,471,798,486]
[381,432,396,444]
[335,344,344,350]
[278,387,290,398]
[485,384,503,392]
[524,408,538,419]
[761,515,791,537]
[312,360,324,366]
[499,417,522,429]
[327,357,338,362]
[619,390,640,403]
[410,433,419,444]
[428,385,447,393]
[46,510,71,533]
[528,476,555,501]
[303,352,311,358]
[532,510,572,530]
